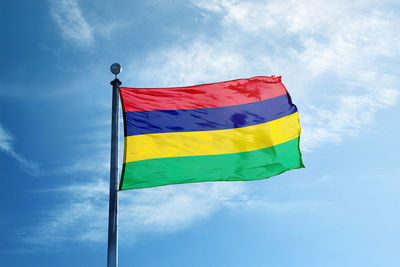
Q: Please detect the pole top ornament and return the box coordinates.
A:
[110,63,122,77]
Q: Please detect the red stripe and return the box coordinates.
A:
[120,76,288,112]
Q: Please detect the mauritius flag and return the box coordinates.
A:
[119,76,304,190]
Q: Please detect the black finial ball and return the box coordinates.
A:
[110,63,122,75]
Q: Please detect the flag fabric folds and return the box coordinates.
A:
[119,76,304,190]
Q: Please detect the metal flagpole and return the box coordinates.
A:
[108,63,122,267]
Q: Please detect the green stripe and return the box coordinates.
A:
[120,137,304,190]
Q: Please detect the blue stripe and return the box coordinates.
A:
[124,93,297,136]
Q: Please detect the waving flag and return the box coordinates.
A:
[119,76,303,190]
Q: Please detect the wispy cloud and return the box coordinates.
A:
[25,177,330,247]
[25,179,244,246]
[50,0,94,47]
[0,122,39,176]
[301,89,399,150]
[25,179,108,246]
[128,40,247,87]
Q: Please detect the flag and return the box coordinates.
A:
[119,76,304,190]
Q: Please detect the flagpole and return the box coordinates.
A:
[108,63,122,267]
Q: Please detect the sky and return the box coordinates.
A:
[1,0,400,266]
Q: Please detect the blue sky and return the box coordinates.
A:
[1,0,400,266]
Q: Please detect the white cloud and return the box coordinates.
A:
[50,0,94,47]
[0,122,39,176]
[0,123,13,152]
[58,159,109,175]
[26,180,108,245]
[127,40,248,87]
[295,12,400,77]
[301,88,399,151]
[26,179,244,246]
[193,0,346,34]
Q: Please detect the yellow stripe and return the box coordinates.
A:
[124,112,300,163]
